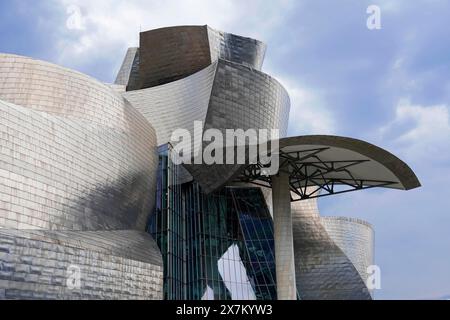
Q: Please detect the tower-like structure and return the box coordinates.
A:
[114,26,420,300]
[0,25,420,300]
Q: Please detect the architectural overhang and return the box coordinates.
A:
[238,135,421,200]
[185,135,421,198]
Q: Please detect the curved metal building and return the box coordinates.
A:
[117,25,267,90]
[291,198,372,300]
[0,54,163,299]
[322,216,375,293]
[0,25,421,300]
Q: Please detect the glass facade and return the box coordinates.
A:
[148,145,185,299]
[148,145,277,300]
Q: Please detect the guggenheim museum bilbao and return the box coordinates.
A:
[0,25,420,300]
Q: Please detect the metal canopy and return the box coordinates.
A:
[234,135,421,201]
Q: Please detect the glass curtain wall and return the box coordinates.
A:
[147,145,186,300]
[148,144,278,300]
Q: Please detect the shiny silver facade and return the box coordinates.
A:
[184,58,290,192]
[291,197,372,300]
[0,229,163,299]
[123,58,290,145]
[115,25,387,300]
[118,25,267,90]
[118,30,290,193]
[123,61,218,147]
[322,216,375,294]
[0,24,419,300]
[115,47,139,86]
[0,54,163,299]
[0,54,158,231]
[207,26,266,70]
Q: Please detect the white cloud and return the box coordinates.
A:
[276,76,335,135]
[51,0,335,138]
[379,99,450,162]
[52,0,295,77]
[66,4,86,30]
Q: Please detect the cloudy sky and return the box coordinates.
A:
[1,0,449,299]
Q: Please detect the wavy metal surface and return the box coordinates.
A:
[207,26,266,70]
[138,25,212,89]
[114,47,138,86]
[117,25,267,90]
[322,216,375,295]
[291,195,372,300]
[0,54,163,299]
[184,59,291,193]
[123,61,218,147]
[0,229,163,300]
[0,54,158,231]
[123,58,290,190]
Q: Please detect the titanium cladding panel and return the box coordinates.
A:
[322,217,375,289]
[0,53,163,300]
[123,57,290,193]
[0,229,163,300]
[123,61,218,146]
[0,54,158,231]
[130,25,266,90]
[205,59,290,137]
[115,47,139,86]
[139,26,212,88]
[188,59,290,193]
[207,26,266,70]
[291,196,372,300]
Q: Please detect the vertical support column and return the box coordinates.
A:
[272,172,297,300]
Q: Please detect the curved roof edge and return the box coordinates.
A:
[140,25,266,48]
[321,216,374,230]
[0,53,123,98]
[184,134,421,194]
[279,135,421,190]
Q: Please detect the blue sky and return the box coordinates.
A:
[1,0,449,299]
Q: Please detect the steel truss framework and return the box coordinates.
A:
[235,147,397,201]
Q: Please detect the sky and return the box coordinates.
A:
[0,0,449,299]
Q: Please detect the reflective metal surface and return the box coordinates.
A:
[117,25,267,90]
[0,229,163,299]
[115,47,139,86]
[291,195,372,300]
[123,62,218,147]
[0,24,421,301]
[0,54,163,300]
[0,54,158,231]
[322,216,375,296]
[207,26,266,70]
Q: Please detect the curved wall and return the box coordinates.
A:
[185,59,290,193]
[322,216,375,291]
[123,61,218,147]
[139,26,212,89]
[0,229,163,300]
[0,54,158,231]
[0,54,163,300]
[120,25,266,90]
[207,26,266,70]
[291,195,372,300]
[205,59,289,136]
[0,54,135,128]
[115,47,139,86]
[123,58,290,193]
